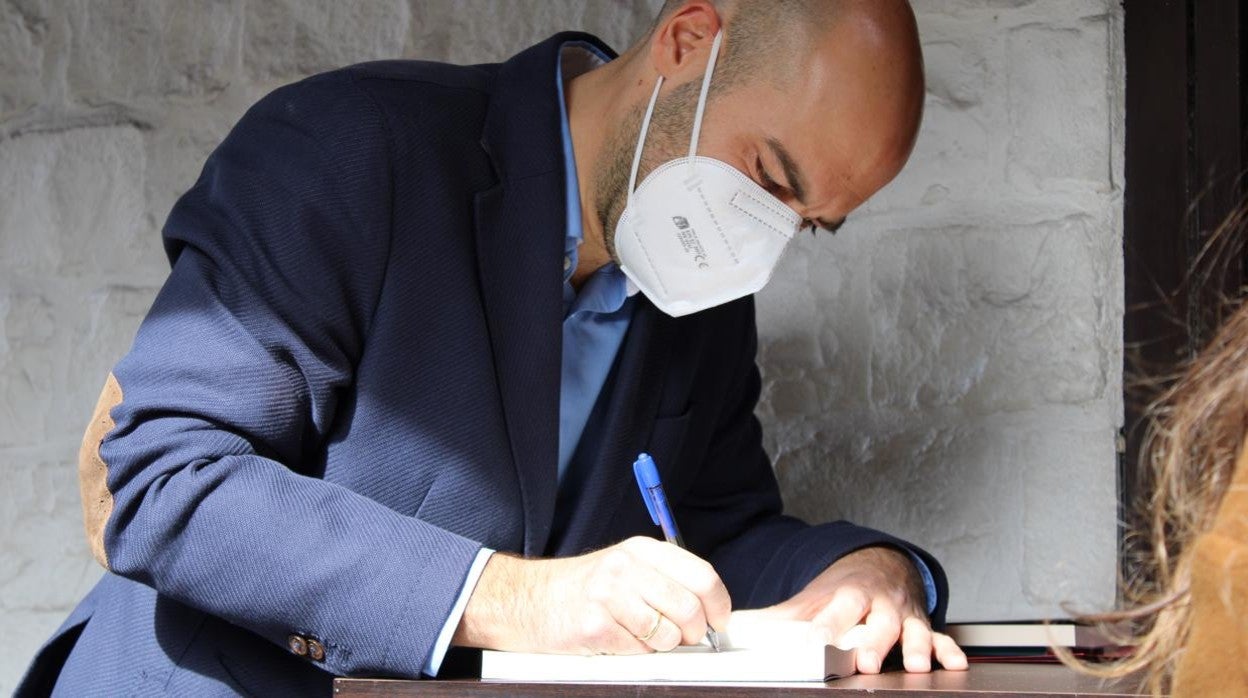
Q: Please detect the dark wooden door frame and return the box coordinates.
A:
[1122,0,1246,587]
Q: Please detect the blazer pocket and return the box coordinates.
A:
[645,406,694,496]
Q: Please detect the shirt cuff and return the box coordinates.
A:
[906,551,938,616]
[422,547,494,677]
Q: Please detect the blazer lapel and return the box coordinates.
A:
[474,32,619,555]
[474,184,561,556]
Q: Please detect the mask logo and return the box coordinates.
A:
[671,216,709,269]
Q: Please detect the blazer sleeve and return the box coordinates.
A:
[85,72,482,678]
[676,300,950,628]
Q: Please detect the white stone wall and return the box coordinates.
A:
[0,0,1123,690]
[760,0,1124,626]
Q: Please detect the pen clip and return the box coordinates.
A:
[633,453,661,526]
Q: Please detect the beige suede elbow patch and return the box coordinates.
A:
[79,372,122,570]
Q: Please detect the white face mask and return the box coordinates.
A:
[614,31,803,318]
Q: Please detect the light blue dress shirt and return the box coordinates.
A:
[423,41,933,676]
[553,42,636,480]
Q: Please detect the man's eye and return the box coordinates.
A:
[756,159,779,190]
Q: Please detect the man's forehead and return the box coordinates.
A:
[752,93,878,201]
[767,48,916,201]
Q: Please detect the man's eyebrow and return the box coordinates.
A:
[766,137,809,204]
[765,138,844,234]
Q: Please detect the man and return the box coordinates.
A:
[20,0,966,694]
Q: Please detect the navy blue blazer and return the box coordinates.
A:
[20,33,947,696]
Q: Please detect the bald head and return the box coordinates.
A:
[651,0,922,98]
[799,0,926,189]
[567,0,925,279]
[630,0,925,228]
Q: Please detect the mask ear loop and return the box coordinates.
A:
[626,77,665,207]
[627,29,724,201]
[687,30,724,163]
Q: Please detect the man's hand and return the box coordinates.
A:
[453,536,731,656]
[755,546,968,674]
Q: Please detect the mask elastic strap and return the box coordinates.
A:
[627,77,665,204]
[687,30,724,160]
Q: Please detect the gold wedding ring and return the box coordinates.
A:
[638,609,663,642]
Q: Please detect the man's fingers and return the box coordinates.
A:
[638,576,712,647]
[601,589,683,652]
[899,617,932,673]
[597,559,704,649]
[624,538,732,631]
[627,606,683,653]
[809,585,871,644]
[576,605,652,655]
[856,602,902,674]
[933,631,969,671]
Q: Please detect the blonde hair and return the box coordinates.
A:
[1060,203,1248,695]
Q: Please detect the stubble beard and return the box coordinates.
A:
[592,80,701,264]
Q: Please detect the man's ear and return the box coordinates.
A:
[648,1,723,84]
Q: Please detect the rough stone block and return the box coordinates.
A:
[916,0,1039,17]
[0,290,60,448]
[0,0,50,119]
[924,39,990,111]
[760,215,1114,419]
[772,419,1117,620]
[870,100,995,213]
[0,456,100,610]
[0,126,158,279]
[66,0,243,105]
[1006,19,1113,188]
[402,0,662,64]
[862,217,1109,414]
[244,0,410,82]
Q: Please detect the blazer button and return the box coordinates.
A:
[307,638,326,662]
[288,634,308,656]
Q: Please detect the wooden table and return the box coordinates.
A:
[335,664,1148,697]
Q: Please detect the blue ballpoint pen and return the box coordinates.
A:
[632,452,722,652]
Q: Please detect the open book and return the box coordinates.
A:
[481,612,857,683]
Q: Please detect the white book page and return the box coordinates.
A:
[480,611,860,683]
